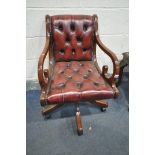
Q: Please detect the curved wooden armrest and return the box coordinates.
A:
[38,38,50,90]
[93,14,120,97]
[95,36,120,97]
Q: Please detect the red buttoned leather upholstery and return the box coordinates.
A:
[47,61,114,104]
[45,15,115,104]
[51,15,93,61]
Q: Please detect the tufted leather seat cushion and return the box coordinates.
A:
[47,61,114,104]
[51,15,94,62]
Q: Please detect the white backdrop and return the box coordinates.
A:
[26,0,129,80]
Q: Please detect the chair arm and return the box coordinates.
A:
[95,35,120,97]
[38,38,50,90]
[93,14,120,96]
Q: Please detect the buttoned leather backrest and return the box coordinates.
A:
[50,15,94,62]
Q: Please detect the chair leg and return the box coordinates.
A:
[93,100,108,112]
[95,100,108,107]
[75,104,83,136]
[42,104,63,117]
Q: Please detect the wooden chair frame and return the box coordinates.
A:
[38,15,120,135]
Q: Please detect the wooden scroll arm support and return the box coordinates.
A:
[95,35,120,97]
[93,14,120,97]
[38,38,50,91]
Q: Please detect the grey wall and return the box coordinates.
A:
[26,0,129,80]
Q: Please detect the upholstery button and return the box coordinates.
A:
[93,81,99,86]
[72,49,76,55]
[66,37,70,43]
[83,48,87,53]
[57,83,65,88]
[79,63,84,66]
[60,49,65,55]
[73,68,79,73]
[88,69,92,72]
[76,36,82,42]
[59,70,64,74]
[83,23,88,31]
[76,82,82,89]
[66,63,71,67]
[83,74,89,79]
[67,76,72,80]
[70,22,75,31]
[58,23,63,31]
